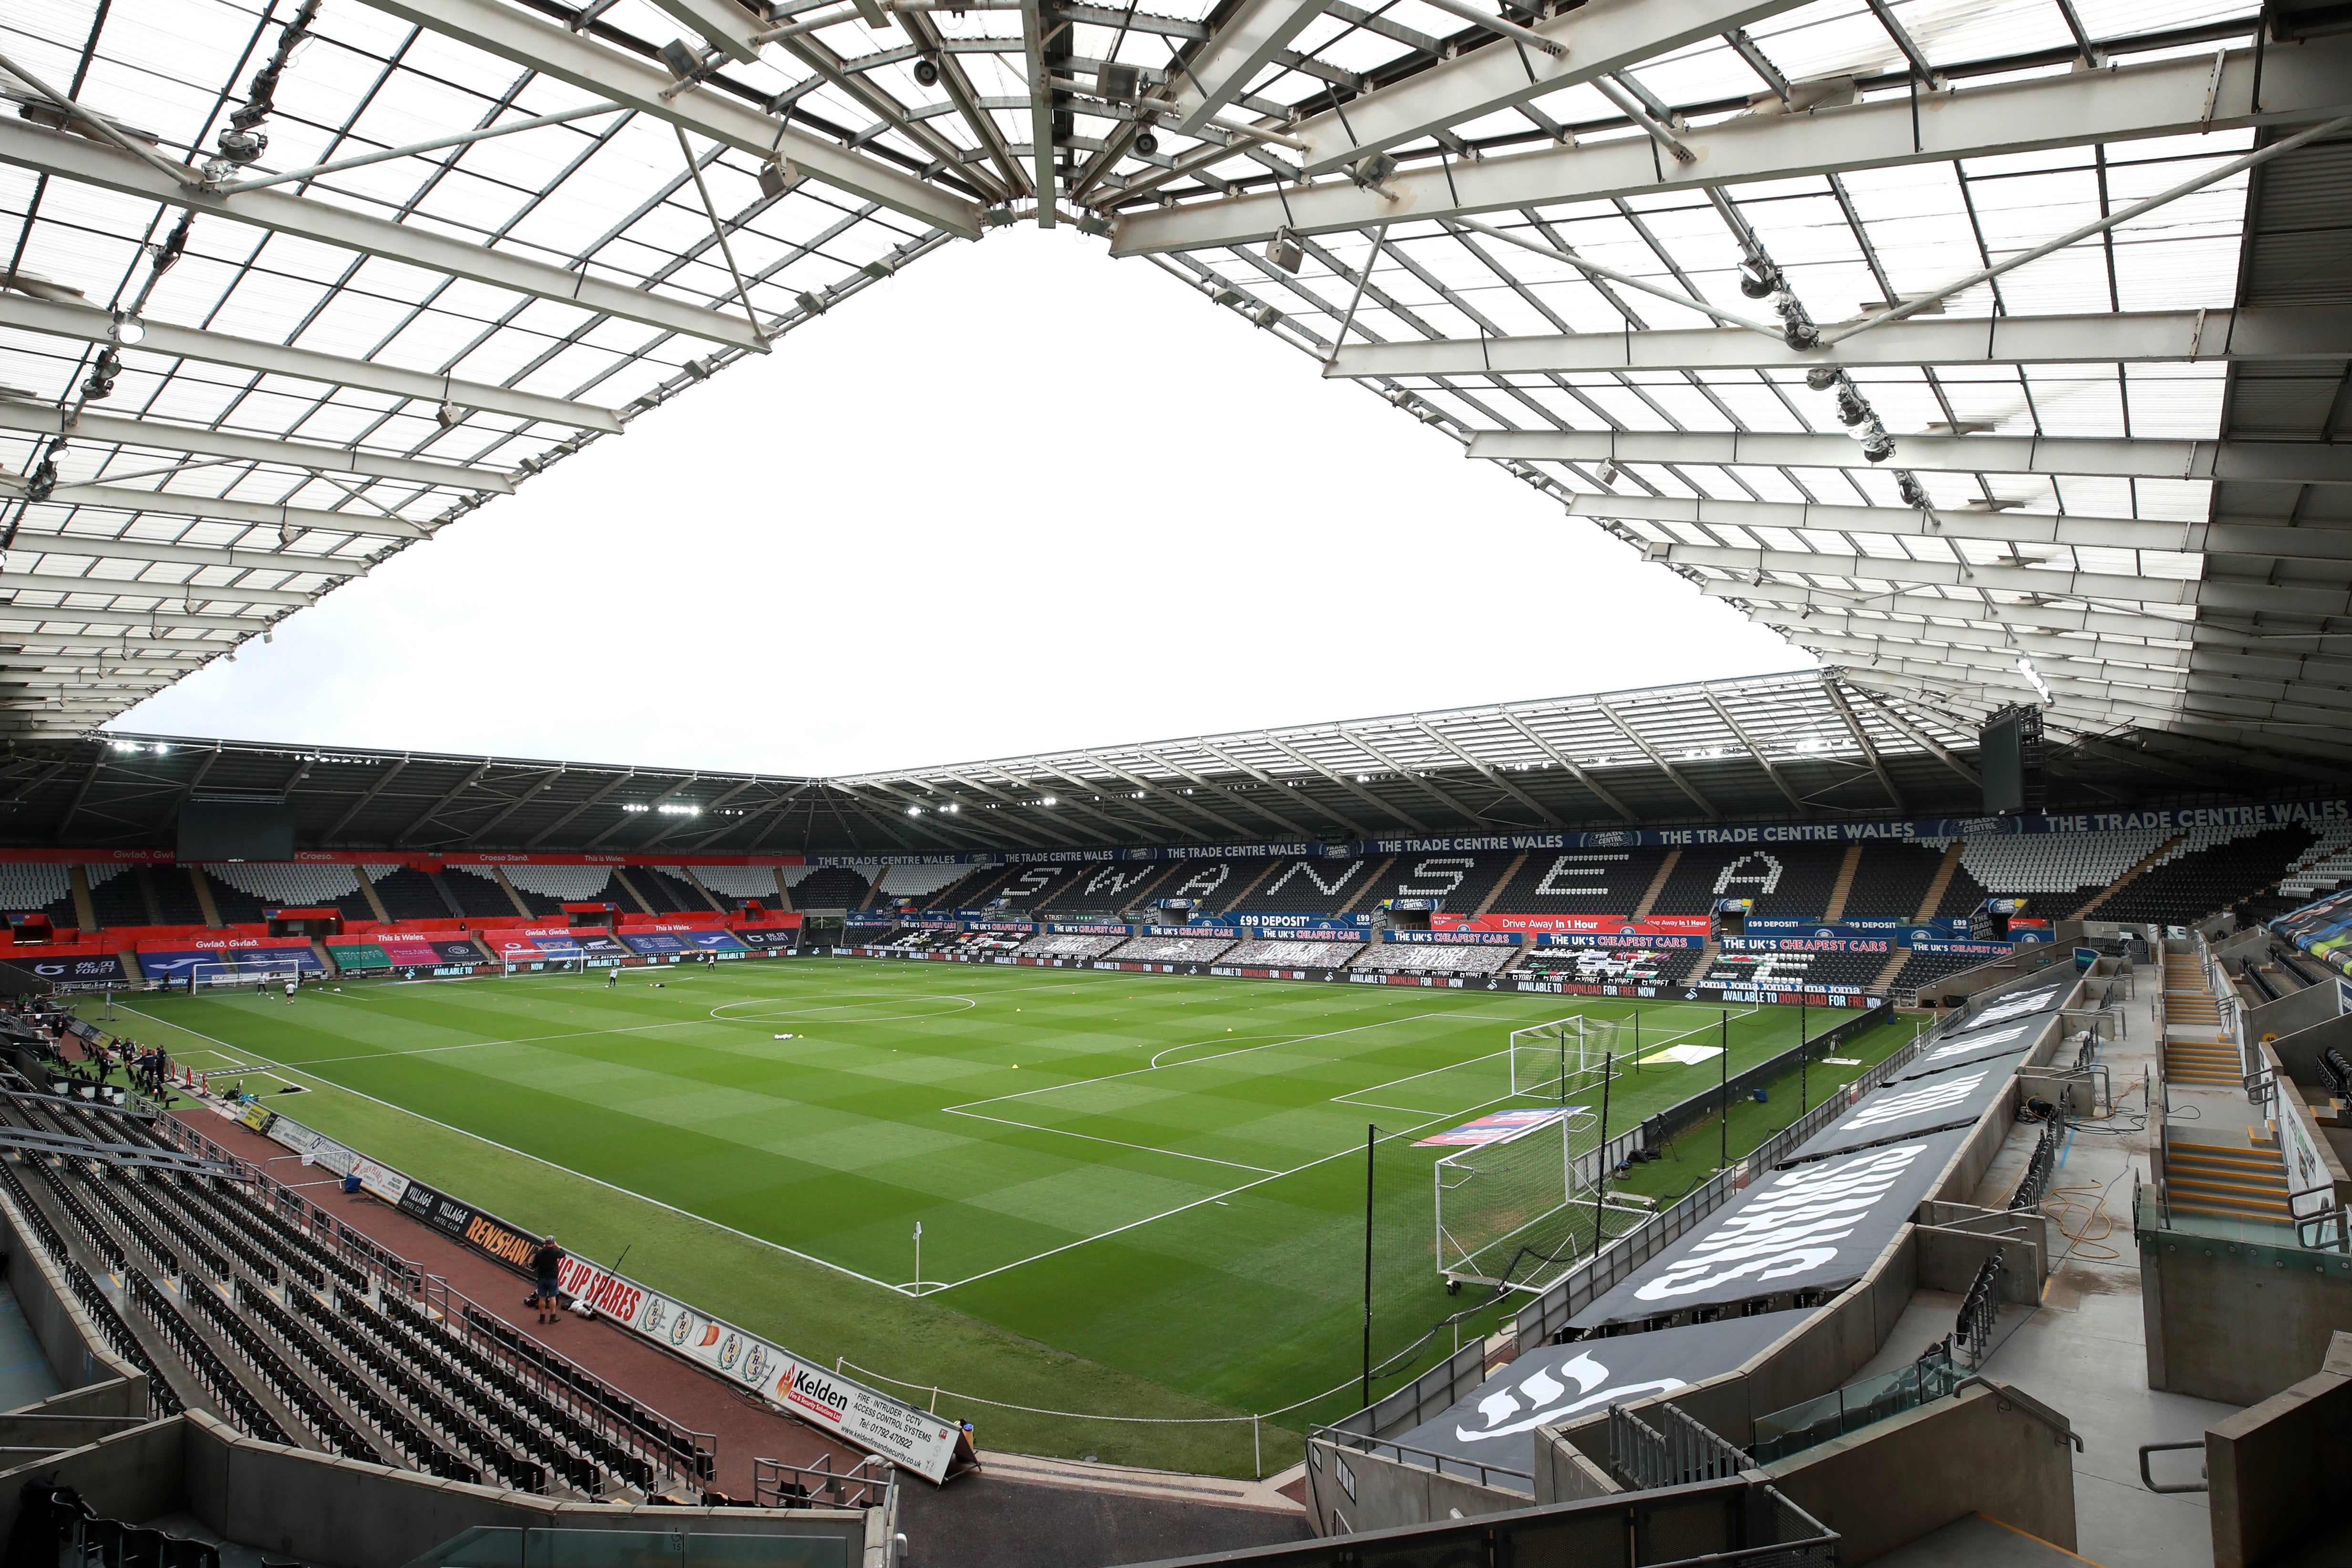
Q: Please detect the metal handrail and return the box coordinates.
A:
[2138,1438,2207,1493]
[1952,1377,2082,1451]
[1309,1426,1534,1493]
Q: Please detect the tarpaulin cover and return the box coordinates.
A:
[1953,976,2074,1032]
[1570,1126,1973,1331]
[1895,1017,2062,1081]
[1394,1309,1815,1487]
[1790,1056,2028,1163]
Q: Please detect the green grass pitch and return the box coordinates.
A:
[85,959,1910,1473]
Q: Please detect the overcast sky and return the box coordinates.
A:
[113,226,1813,778]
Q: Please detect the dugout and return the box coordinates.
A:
[564,901,619,929]
[6,914,57,946]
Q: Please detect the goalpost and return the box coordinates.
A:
[1508,1013,1633,1098]
[1432,1089,1649,1292]
[187,957,307,992]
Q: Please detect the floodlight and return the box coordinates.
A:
[1897,473,1929,508]
[1835,389,1867,427]
[658,38,701,78]
[108,311,144,346]
[1804,367,1839,392]
[1041,796,1057,806]
[1096,62,1139,99]
[1350,153,1398,190]
[2017,655,2054,704]
[1859,427,1895,463]
[1737,264,1774,299]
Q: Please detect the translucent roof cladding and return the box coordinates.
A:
[0,0,2342,766]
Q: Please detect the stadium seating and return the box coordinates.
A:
[1059,861,1182,913]
[1013,933,1125,959]
[1700,950,1887,992]
[1375,855,1517,915]
[1482,847,1672,915]
[1887,946,1997,996]
[0,862,81,929]
[1221,938,1364,967]
[681,865,772,906]
[86,864,147,927]
[501,864,620,917]
[203,862,390,925]
[2095,825,2316,925]
[1349,942,1517,976]
[372,868,455,921]
[444,866,522,919]
[1225,857,1377,915]
[1106,935,1238,962]
[2280,824,2352,900]
[872,863,976,904]
[148,869,206,926]
[1514,948,1699,988]
[1839,841,1950,920]
[1650,844,1847,918]
[196,871,269,925]
[782,865,871,909]
[0,1086,706,1498]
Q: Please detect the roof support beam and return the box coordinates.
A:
[1659,541,2195,606]
[1491,708,1641,823]
[3,481,426,542]
[1327,306,2352,379]
[1407,718,1565,828]
[1343,727,1494,826]
[1075,752,1261,839]
[1695,578,2196,643]
[1562,491,2352,560]
[0,294,620,433]
[523,772,636,849]
[356,0,986,236]
[1165,0,1335,133]
[320,758,409,843]
[1793,627,2190,694]
[1472,428,2352,485]
[0,119,767,352]
[1593,699,1721,820]
[1137,745,1347,838]
[1746,606,2194,673]
[0,606,265,635]
[1695,689,1806,811]
[1817,675,1904,810]
[1112,37,2352,253]
[936,771,1085,846]
[0,571,312,608]
[1834,660,2182,726]
[1257,734,1430,830]
[1276,0,1809,174]
[1032,760,1205,841]
[0,404,513,493]
[398,761,494,846]
[2,533,366,579]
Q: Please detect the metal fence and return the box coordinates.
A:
[1604,1401,1751,1490]
[1752,1343,1960,1466]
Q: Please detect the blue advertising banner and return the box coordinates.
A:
[1745,917,1905,934]
[621,932,694,955]
[1148,923,1247,939]
[1538,933,1705,950]
[1907,939,2016,957]
[141,946,326,977]
[1244,913,1375,931]
[1048,923,1134,935]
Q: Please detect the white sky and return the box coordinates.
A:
[114,226,1813,777]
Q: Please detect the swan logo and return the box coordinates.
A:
[1453,1351,1686,1443]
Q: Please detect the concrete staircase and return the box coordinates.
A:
[2161,952,2236,1086]
[2163,1138,2292,1226]
[1822,844,1864,922]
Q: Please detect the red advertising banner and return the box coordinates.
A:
[1436,912,1710,935]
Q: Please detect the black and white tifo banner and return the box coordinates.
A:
[1793,1051,2030,1163]
[1952,976,2073,1034]
[1572,1126,1972,1330]
[1397,1309,1811,1485]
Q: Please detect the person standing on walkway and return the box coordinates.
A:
[532,1235,566,1325]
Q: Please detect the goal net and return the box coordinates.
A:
[1434,1102,1649,1291]
[1509,1014,1629,1098]
[188,959,306,990]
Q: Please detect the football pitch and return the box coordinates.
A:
[90,959,1901,1470]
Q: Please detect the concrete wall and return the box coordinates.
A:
[2249,978,2344,1047]
[2207,1331,2352,1568]
[1763,1382,2077,1564]
[2142,1231,2352,1406]
[1914,1224,2041,1305]
[2269,1011,2352,1086]
[1302,1437,1528,1536]
[12,1377,144,1418]
[0,1194,149,1410]
[1530,1435,1618,1505]
[178,1411,876,1568]
[0,1415,188,1544]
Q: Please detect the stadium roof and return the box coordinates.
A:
[37,666,2338,854]
[0,0,2347,765]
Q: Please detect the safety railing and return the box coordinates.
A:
[1604,1401,1751,1491]
[2291,1189,2351,1253]
[1751,1343,1959,1466]
[1308,1426,1534,1494]
[1954,1253,2005,1369]
[150,1117,422,1294]
[752,1452,897,1543]
[454,1298,717,1488]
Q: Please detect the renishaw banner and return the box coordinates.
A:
[551,1254,961,1481]
[249,1112,961,1481]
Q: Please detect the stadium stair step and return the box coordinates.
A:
[681,866,729,913]
[607,867,657,917]
[489,867,534,918]
[358,871,393,925]
[1823,843,1864,922]
[1474,854,1527,918]
[1633,851,1680,921]
[186,867,225,929]
[132,866,164,926]
[1913,840,1967,922]
[1334,857,1394,916]
[68,865,97,935]
[2164,1143,2292,1223]
[2075,833,2189,919]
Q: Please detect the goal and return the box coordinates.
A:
[1433,1100,1648,1292]
[188,959,306,991]
[1510,1014,1629,1098]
